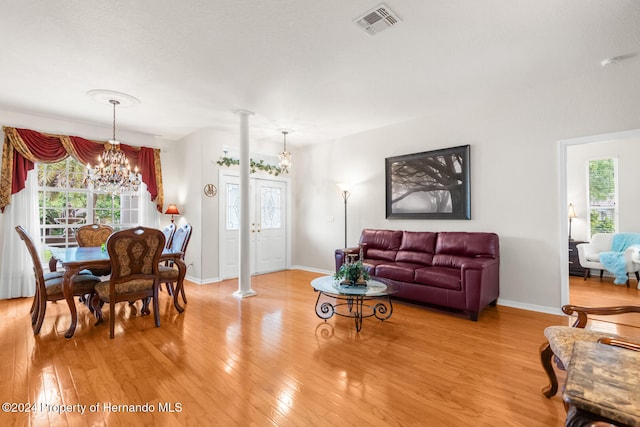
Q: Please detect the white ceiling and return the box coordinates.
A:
[0,1,638,146]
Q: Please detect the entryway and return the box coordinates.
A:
[219,173,289,279]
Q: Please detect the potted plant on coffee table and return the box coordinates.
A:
[334,260,370,286]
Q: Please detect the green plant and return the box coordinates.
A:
[334,261,370,284]
[216,157,285,176]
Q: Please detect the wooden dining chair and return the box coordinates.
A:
[159,223,192,304]
[92,226,165,338]
[15,225,101,335]
[75,223,114,276]
[540,304,640,399]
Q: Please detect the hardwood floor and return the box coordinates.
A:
[0,270,633,426]
[569,274,640,328]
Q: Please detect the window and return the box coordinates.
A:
[587,157,617,237]
[37,157,140,248]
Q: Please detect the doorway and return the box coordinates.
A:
[219,172,289,279]
[560,128,640,306]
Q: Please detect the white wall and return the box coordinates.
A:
[163,124,290,283]
[292,58,640,313]
[567,137,640,242]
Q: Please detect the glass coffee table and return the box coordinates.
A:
[310,276,398,332]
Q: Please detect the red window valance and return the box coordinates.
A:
[0,126,164,212]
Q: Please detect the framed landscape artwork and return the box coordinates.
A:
[385,145,470,219]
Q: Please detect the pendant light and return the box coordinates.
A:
[278,130,292,173]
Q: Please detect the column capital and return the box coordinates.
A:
[234,109,255,117]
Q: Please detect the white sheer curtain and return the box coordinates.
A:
[0,171,39,299]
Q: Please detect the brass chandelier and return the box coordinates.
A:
[85,99,141,193]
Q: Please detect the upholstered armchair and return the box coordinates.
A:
[577,233,640,287]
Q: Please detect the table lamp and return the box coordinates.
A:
[165,204,180,223]
[568,203,577,241]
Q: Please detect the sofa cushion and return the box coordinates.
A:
[435,232,499,259]
[414,266,461,290]
[395,231,436,266]
[432,254,468,269]
[362,259,387,275]
[375,262,422,282]
[360,229,403,261]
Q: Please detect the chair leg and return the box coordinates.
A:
[153,288,160,328]
[599,270,604,280]
[29,287,38,316]
[636,271,640,282]
[165,282,174,296]
[180,285,187,305]
[32,295,47,335]
[92,294,104,326]
[109,303,115,339]
[583,268,589,280]
[540,341,559,398]
[31,294,40,325]
[141,297,151,316]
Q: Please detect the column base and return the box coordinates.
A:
[233,289,257,298]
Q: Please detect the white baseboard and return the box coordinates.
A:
[290,265,333,275]
[497,299,563,316]
[185,274,221,285]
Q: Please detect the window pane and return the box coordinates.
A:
[37,157,140,249]
[588,158,617,236]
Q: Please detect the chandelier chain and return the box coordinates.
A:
[110,99,120,143]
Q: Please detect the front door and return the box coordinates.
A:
[220,174,288,279]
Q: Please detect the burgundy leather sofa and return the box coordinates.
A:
[335,229,500,321]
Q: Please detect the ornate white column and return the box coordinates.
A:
[233,110,257,298]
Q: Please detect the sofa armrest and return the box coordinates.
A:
[623,245,640,271]
[461,258,500,316]
[576,242,597,266]
[334,246,360,272]
[461,258,499,273]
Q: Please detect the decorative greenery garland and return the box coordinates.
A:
[216,157,286,176]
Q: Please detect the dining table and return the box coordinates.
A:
[48,246,186,338]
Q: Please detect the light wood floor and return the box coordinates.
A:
[0,270,636,426]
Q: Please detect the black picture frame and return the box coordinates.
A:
[385,145,470,219]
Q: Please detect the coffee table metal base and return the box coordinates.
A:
[314,291,393,332]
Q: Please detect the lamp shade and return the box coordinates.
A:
[568,203,577,219]
[165,204,180,215]
[337,183,352,192]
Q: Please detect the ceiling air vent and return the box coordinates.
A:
[354,4,401,35]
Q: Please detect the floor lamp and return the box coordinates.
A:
[337,183,351,248]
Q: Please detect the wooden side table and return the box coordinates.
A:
[563,341,640,427]
[568,240,587,277]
